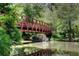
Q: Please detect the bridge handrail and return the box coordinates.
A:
[17,16,52,33]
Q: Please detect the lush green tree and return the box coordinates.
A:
[23,4,43,22]
[46,4,79,41]
[0,3,22,55]
[0,27,11,56]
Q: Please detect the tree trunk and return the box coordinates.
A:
[68,20,72,42]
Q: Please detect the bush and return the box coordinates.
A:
[52,34,61,39]
[0,27,11,56]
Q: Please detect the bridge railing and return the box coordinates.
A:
[17,16,52,33]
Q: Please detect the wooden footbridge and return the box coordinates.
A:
[17,16,52,41]
[17,16,52,34]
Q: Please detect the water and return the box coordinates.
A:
[11,37,79,56]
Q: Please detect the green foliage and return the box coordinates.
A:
[52,33,62,40]
[0,3,11,14]
[11,47,40,56]
[23,4,43,22]
[0,27,11,56]
[50,4,79,41]
[0,3,22,55]
[10,28,22,44]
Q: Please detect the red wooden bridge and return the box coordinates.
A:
[17,16,52,34]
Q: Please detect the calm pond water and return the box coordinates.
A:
[12,40,79,56]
